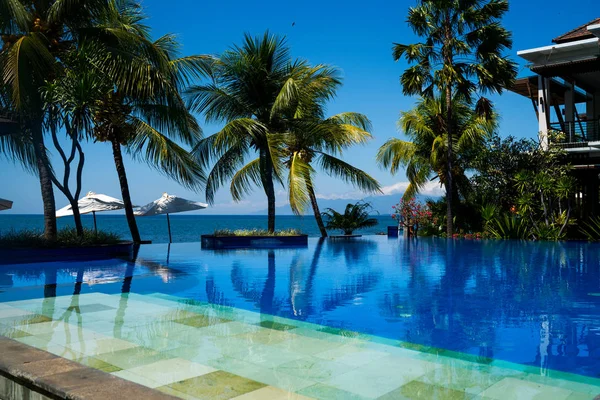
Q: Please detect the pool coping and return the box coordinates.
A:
[0,336,177,400]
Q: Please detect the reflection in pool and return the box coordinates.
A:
[0,236,599,398]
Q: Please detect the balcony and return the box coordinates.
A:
[550,119,600,148]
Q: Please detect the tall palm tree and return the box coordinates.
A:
[89,5,206,243]
[377,96,497,210]
[281,65,381,236]
[392,0,517,235]
[188,32,302,233]
[0,0,112,239]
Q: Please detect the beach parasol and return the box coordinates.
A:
[134,193,207,243]
[0,198,13,211]
[56,192,129,232]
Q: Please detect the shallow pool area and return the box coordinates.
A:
[1,237,599,399]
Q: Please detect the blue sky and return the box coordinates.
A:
[1,0,597,214]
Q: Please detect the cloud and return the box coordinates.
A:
[380,181,444,197]
[316,181,444,201]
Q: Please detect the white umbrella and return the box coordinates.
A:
[0,198,13,211]
[134,193,207,243]
[56,192,129,232]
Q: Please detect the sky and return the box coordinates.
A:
[1,0,597,214]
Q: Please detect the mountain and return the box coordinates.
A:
[251,193,439,216]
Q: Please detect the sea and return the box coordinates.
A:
[0,214,394,243]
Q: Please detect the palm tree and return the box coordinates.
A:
[40,53,103,236]
[188,32,303,233]
[322,202,378,236]
[392,0,517,235]
[0,0,112,239]
[277,65,381,237]
[284,95,381,236]
[89,6,206,243]
[377,96,496,207]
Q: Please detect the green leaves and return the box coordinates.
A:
[322,201,378,235]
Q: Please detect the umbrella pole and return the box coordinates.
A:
[93,211,97,233]
[167,213,172,243]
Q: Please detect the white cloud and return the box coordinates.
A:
[316,181,444,201]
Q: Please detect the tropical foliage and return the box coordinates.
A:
[1,0,205,242]
[377,96,496,201]
[189,32,380,234]
[392,197,436,237]
[282,66,381,237]
[322,202,378,235]
[392,0,517,235]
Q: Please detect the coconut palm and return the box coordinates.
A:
[284,113,381,237]
[188,32,302,233]
[281,66,381,236]
[377,96,496,207]
[322,202,378,236]
[392,0,517,235]
[0,0,116,239]
[88,6,205,243]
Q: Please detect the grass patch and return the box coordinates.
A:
[212,228,302,237]
[0,228,122,249]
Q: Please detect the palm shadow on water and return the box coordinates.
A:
[325,238,379,267]
[226,238,382,326]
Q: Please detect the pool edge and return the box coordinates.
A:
[0,336,177,400]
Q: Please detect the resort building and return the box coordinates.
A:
[510,18,600,217]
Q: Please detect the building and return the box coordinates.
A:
[510,18,600,217]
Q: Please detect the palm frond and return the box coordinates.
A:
[287,152,314,215]
[128,118,205,190]
[318,153,381,194]
[230,158,261,201]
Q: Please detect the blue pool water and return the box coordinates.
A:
[1,236,599,380]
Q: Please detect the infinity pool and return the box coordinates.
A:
[1,237,599,399]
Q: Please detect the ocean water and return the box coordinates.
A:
[0,214,394,243]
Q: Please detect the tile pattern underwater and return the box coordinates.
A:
[0,292,599,399]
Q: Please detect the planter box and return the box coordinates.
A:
[201,235,308,250]
[0,241,134,265]
[387,226,400,237]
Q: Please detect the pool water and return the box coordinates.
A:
[1,237,599,399]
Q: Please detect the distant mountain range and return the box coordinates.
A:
[251,193,439,216]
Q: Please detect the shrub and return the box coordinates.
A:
[212,229,302,237]
[488,215,530,240]
[0,228,121,249]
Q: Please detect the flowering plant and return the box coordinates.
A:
[392,198,435,236]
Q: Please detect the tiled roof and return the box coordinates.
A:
[553,18,600,44]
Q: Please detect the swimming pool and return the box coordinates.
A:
[0,236,599,399]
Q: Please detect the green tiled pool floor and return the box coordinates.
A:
[1,292,599,399]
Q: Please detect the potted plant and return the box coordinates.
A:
[321,202,378,238]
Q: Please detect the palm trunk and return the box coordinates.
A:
[260,148,276,233]
[445,85,454,237]
[31,122,57,240]
[308,185,327,237]
[111,139,141,243]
